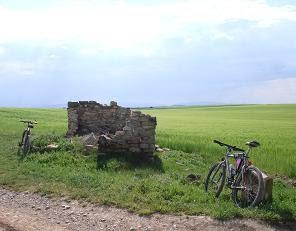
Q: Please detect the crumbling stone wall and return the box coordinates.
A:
[67,101,131,136]
[66,101,157,157]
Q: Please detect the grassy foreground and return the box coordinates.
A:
[0,105,295,221]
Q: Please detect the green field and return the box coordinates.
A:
[0,105,295,221]
[144,104,296,178]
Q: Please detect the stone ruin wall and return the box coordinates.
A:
[66,101,157,157]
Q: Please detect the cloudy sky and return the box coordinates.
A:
[0,0,296,107]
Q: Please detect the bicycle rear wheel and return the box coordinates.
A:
[232,166,263,207]
[205,161,226,197]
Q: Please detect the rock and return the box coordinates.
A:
[288,179,296,187]
[163,148,170,151]
[260,172,273,202]
[123,126,132,131]
[80,132,98,146]
[62,205,71,210]
[84,144,97,152]
[186,174,201,185]
[98,135,112,147]
[140,143,149,149]
[68,101,79,107]
[47,144,59,150]
[110,101,117,107]
[156,148,164,152]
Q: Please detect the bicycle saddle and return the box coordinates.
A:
[246,141,260,148]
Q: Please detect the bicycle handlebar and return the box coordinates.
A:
[213,140,245,152]
[20,120,38,124]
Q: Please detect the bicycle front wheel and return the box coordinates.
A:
[19,130,30,157]
[205,161,226,197]
[232,166,263,208]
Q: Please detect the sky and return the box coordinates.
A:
[0,0,296,107]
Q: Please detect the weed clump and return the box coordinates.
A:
[31,134,84,154]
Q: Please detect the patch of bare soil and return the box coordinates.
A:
[0,187,294,231]
[274,174,296,188]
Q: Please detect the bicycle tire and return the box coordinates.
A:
[18,130,26,155]
[231,165,264,208]
[19,130,30,157]
[205,161,226,197]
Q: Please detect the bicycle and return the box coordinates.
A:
[205,140,264,208]
[18,120,38,157]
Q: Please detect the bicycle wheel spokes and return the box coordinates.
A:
[245,171,260,204]
[211,172,223,189]
[232,166,263,207]
[236,189,248,207]
[205,162,226,197]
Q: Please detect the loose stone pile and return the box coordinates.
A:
[66,101,157,158]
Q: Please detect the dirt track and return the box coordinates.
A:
[0,187,294,231]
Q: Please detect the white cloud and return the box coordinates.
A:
[48,54,58,59]
[79,48,99,56]
[0,57,58,77]
[0,46,5,55]
[0,61,35,76]
[0,0,295,55]
[225,78,296,103]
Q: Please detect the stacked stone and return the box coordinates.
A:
[66,101,131,137]
[67,102,79,137]
[66,101,157,158]
[99,110,157,157]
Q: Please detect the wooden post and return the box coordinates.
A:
[261,172,273,202]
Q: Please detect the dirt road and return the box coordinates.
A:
[0,187,294,231]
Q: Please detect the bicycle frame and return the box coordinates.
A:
[19,120,36,145]
[24,123,33,136]
[26,126,31,137]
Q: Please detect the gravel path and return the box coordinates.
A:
[0,187,294,231]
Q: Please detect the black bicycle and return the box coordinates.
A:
[205,140,264,207]
[18,120,38,157]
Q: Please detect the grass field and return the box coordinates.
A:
[0,105,295,221]
[144,104,296,178]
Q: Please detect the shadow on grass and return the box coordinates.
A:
[96,152,164,173]
[264,202,296,230]
[260,201,295,222]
